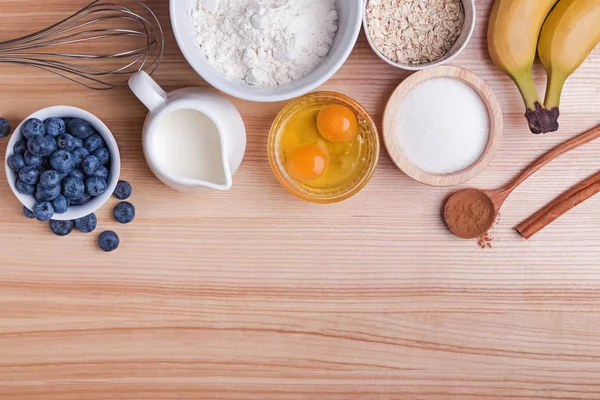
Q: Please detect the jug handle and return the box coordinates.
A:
[128,71,168,113]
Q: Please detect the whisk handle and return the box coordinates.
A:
[129,71,168,113]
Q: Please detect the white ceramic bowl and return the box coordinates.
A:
[5,106,121,221]
[363,0,476,71]
[170,0,363,102]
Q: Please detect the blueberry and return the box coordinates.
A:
[69,169,85,181]
[0,117,11,138]
[62,176,85,200]
[91,165,109,180]
[68,118,93,139]
[70,192,91,206]
[82,155,100,175]
[44,135,57,155]
[98,230,119,252]
[44,117,66,137]
[84,133,105,153]
[52,195,69,214]
[113,180,132,200]
[24,151,42,167]
[63,117,73,126]
[74,213,97,233]
[49,219,74,236]
[19,165,40,185]
[7,153,25,172]
[56,133,77,151]
[16,179,34,195]
[50,150,75,173]
[40,169,61,189]
[33,201,54,221]
[35,183,61,202]
[113,201,135,224]
[85,177,107,197]
[93,148,110,165]
[23,206,35,219]
[22,118,45,139]
[72,147,89,167]
[27,135,48,156]
[13,139,27,154]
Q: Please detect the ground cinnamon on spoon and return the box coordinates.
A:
[444,190,495,240]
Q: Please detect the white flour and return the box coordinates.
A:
[191,0,338,86]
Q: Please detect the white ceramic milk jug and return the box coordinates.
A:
[129,71,246,192]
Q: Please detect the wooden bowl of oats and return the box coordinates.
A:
[363,0,476,71]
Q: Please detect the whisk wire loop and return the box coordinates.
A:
[0,0,164,90]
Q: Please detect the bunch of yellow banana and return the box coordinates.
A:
[488,0,600,134]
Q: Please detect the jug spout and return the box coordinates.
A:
[195,153,233,191]
[159,122,234,193]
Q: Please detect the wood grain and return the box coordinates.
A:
[1,1,600,399]
[383,65,503,186]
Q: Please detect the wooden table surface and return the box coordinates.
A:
[1,1,600,399]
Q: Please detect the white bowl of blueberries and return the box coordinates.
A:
[4,106,134,252]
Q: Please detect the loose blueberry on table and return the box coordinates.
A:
[113,180,132,200]
[75,213,97,233]
[113,201,135,224]
[0,117,11,138]
[98,230,120,252]
[49,219,74,236]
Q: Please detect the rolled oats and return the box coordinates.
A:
[366,0,465,65]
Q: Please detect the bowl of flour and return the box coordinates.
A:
[171,0,363,102]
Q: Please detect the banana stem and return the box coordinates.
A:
[512,69,541,110]
[544,71,567,110]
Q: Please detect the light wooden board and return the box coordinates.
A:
[1,1,600,399]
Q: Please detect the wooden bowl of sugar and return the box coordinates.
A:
[383,65,503,187]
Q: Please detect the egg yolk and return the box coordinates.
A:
[286,143,329,182]
[317,104,358,143]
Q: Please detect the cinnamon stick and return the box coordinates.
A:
[516,171,600,239]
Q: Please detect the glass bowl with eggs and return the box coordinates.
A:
[268,92,380,204]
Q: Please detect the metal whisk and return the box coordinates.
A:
[0,0,164,90]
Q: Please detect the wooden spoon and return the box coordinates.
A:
[444,123,600,239]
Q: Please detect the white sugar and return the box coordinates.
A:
[394,77,490,174]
